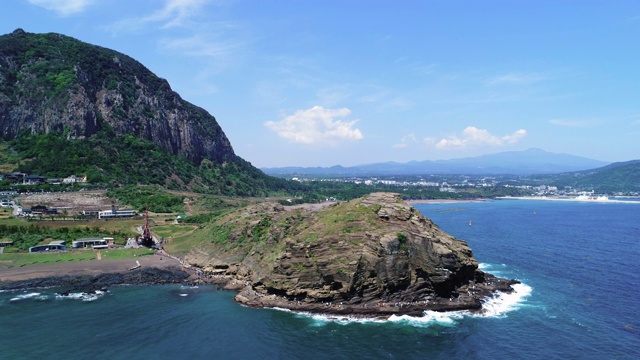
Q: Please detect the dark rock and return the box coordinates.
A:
[0,266,190,292]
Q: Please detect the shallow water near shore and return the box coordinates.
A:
[1,200,639,359]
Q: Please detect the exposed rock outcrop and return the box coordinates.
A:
[0,29,234,165]
[186,193,518,317]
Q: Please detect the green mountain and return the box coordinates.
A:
[548,160,640,193]
[0,29,297,196]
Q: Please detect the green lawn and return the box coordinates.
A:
[0,248,154,267]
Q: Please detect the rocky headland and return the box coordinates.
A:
[186,192,519,317]
[0,29,234,165]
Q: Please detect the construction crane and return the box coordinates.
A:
[138,210,154,248]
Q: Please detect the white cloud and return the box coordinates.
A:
[392,133,417,148]
[28,0,94,16]
[434,126,527,150]
[264,106,363,145]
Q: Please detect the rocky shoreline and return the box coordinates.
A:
[1,263,519,318]
[232,273,519,317]
[186,269,518,318]
[0,266,192,293]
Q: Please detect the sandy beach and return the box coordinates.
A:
[405,199,488,205]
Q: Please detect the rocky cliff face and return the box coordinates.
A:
[185,193,517,316]
[0,29,234,165]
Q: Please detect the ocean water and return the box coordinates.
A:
[1,200,639,359]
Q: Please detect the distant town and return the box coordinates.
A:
[286,174,639,198]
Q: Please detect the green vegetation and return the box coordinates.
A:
[0,248,153,267]
[2,130,307,197]
[0,223,123,251]
[544,160,640,193]
[107,185,184,213]
[397,232,408,251]
[0,30,166,104]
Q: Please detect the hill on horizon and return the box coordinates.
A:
[543,159,640,193]
[262,148,611,176]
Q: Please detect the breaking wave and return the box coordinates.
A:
[55,290,108,302]
[9,292,48,302]
[271,281,532,327]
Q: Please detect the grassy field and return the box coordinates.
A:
[151,224,199,240]
[0,248,154,267]
[0,209,22,225]
[0,192,240,257]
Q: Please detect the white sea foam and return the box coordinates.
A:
[10,292,47,302]
[388,310,465,327]
[179,293,188,297]
[271,282,533,327]
[471,283,532,318]
[55,290,106,302]
[270,307,387,325]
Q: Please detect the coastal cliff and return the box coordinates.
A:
[185,193,518,316]
[0,29,234,165]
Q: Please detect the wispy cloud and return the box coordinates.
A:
[105,0,212,33]
[159,33,240,61]
[432,126,527,150]
[485,72,545,86]
[141,0,209,29]
[392,133,417,149]
[27,0,95,16]
[103,0,244,79]
[264,106,364,145]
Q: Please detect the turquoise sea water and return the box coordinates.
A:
[1,200,639,359]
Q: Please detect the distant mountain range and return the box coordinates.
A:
[262,148,611,176]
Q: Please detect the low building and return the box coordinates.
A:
[29,240,66,253]
[98,207,136,219]
[82,209,100,217]
[30,205,58,216]
[0,240,13,247]
[72,238,108,249]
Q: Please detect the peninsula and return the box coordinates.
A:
[185,192,518,317]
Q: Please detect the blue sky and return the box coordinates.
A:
[2,0,640,167]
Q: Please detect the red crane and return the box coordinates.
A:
[139,209,154,248]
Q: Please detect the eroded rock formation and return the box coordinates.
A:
[186,193,518,316]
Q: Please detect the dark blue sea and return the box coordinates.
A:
[2,200,639,359]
